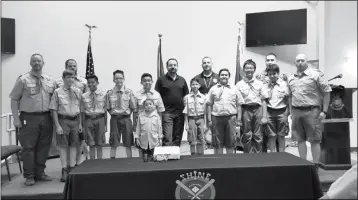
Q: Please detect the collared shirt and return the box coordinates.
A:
[193,71,219,94]
[134,88,165,114]
[49,86,82,116]
[155,73,189,113]
[288,67,332,107]
[236,77,264,105]
[262,79,289,109]
[9,71,56,112]
[81,89,107,115]
[206,84,244,116]
[183,92,206,116]
[256,70,288,84]
[55,76,88,93]
[134,111,163,149]
[106,85,136,115]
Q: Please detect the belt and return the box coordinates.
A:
[111,114,130,119]
[58,114,79,121]
[267,107,287,111]
[85,114,105,120]
[293,106,320,111]
[242,104,261,109]
[20,111,50,116]
[188,115,204,120]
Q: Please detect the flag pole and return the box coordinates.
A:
[85,24,97,41]
[235,21,244,84]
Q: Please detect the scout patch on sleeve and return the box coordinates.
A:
[212,78,218,83]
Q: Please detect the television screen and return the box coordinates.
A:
[1,18,16,54]
[246,9,307,47]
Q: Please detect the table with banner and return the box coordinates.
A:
[63,153,322,199]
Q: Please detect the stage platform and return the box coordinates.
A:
[1,143,357,199]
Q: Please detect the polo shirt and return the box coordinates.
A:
[193,71,219,95]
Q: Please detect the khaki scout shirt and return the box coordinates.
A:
[134,88,165,114]
[55,76,87,93]
[9,71,56,112]
[106,85,136,115]
[49,86,82,116]
[262,79,290,109]
[256,70,288,84]
[81,89,107,115]
[288,67,332,107]
[206,84,244,116]
[183,92,206,117]
[134,111,163,150]
[236,77,264,105]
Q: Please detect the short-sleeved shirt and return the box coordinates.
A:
[81,89,107,115]
[134,111,163,150]
[256,70,288,84]
[56,76,88,93]
[193,71,219,95]
[49,86,82,116]
[206,84,244,116]
[288,67,332,107]
[155,73,189,113]
[106,85,136,115]
[134,88,165,114]
[236,77,264,105]
[261,79,290,109]
[183,92,206,116]
[9,71,56,112]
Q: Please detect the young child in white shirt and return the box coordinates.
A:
[134,98,163,162]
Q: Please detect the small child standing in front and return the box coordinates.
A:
[183,78,206,155]
[261,64,290,153]
[134,98,163,162]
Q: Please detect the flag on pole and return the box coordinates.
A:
[157,34,164,78]
[235,22,244,84]
[86,39,95,78]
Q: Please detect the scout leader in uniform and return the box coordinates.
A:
[236,59,268,153]
[193,57,219,95]
[288,54,331,168]
[50,69,83,182]
[81,75,107,160]
[107,70,137,158]
[55,59,88,166]
[206,68,245,155]
[10,54,56,186]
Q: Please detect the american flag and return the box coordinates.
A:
[86,40,95,78]
[157,34,164,78]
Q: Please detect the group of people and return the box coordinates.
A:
[10,52,331,187]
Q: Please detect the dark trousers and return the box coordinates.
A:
[162,111,185,146]
[241,105,263,153]
[19,112,53,178]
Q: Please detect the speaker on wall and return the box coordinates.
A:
[1,18,16,54]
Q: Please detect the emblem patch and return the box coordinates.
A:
[212,78,218,83]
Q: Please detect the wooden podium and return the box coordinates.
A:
[319,86,356,170]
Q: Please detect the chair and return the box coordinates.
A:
[1,145,23,181]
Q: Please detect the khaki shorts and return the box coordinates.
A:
[187,117,205,145]
[85,115,106,146]
[57,118,80,148]
[109,115,133,147]
[291,107,322,143]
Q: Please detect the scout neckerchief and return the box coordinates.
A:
[91,91,96,111]
[116,86,123,109]
[268,81,279,99]
[217,84,230,100]
[245,78,260,97]
[203,72,213,89]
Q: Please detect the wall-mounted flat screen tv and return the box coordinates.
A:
[246,9,307,47]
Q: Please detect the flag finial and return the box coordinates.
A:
[158,34,162,38]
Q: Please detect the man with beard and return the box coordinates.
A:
[10,54,56,186]
[155,58,189,146]
[55,59,88,166]
[288,54,331,170]
[206,68,244,154]
[236,59,267,153]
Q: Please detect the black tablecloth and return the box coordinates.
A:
[63,153,322,199]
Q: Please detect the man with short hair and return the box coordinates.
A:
[55,59,88,166]
[155,58,189,146]
[193,57,219,95]
[288,54,331,168]
[10,54,56,186]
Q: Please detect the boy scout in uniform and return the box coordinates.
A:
[288,54,331,168]
[261,64,290,152]
[10,54,55,186]
[107,70,137,158]
[50,70,83,182]
[236,59,267,153]
[55,59,87,165]
[81,75,107,160]
[183,78,207,155]
[206,68,244,155]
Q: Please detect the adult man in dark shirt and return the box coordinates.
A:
[193,57,219,95]
[155,58,189,146]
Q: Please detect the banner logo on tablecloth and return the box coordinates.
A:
[175,170,216,199]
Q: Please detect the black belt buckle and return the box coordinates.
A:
[59,114,78,121]
[86,114,104,120]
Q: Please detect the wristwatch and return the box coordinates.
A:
[322,111,328,115]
